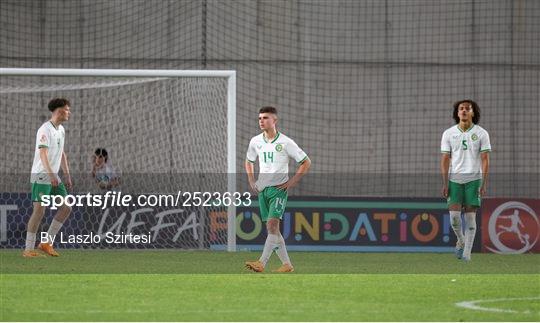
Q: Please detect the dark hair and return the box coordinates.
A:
[453,99,480,124]
[48,98,71,112]
[94,148,108,162]
[259,106,277,115]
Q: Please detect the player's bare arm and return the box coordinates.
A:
[440,153,450,198]
[61,151,72,190]
[480,151,489,196]
[39,147,58,187]
[244,160,258,193]
[276,157,311,191]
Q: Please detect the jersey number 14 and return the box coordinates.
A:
[263,152,274,163]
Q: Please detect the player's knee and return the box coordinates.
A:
[266,219,280,234]
[61,204,73,214]
[32,203,46,218]
[267,225,278,235]
[448,204,461,211]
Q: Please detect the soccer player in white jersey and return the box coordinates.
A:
[23,98,73,257]
[441,100,491,262]
[244,106,311,273]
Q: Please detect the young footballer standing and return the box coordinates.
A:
[23,98,73,257]
[245,106,311,272]
[441,100,491,262]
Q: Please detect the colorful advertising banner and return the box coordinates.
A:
[11,194,533,253]
[210,197,478,252]
[481,198,540,254]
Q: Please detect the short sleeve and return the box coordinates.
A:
[286,139,308,163]
[440,131,451,154]
[246,139,257,163]
[37,128,50,148]
[480,130,491,153]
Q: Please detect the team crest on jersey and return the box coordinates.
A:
[275,144,283,152]
[471,133,478,141]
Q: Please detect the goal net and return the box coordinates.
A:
[0,69,237,251]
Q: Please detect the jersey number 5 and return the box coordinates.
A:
[462,139,468,150]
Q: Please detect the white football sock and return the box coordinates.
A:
[276,234,291,265]
[46,219,64,246]
[259,233,279,266]
[25,231,36,251]
[463,212,477,259]
[449,211,464,246]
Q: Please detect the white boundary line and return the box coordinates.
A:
[455,296,540,314]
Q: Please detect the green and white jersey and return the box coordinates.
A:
[246,131,308,191]
[30,121,65,184]
[441,124,491,184]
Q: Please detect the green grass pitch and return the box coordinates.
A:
[1,250,539,321]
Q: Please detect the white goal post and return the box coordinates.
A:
[0,67,237,252]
